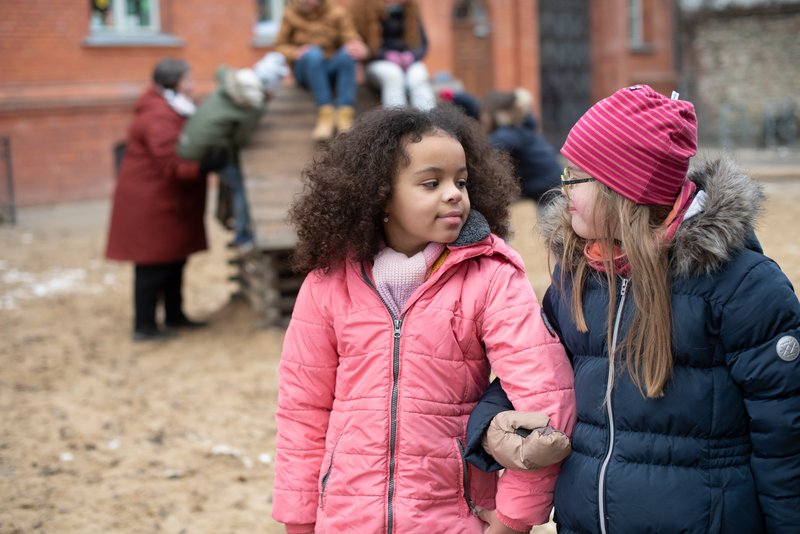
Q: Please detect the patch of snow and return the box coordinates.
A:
[0,265,118,310]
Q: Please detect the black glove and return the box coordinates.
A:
[199,148,229,175]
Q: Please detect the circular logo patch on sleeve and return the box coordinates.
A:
[776,336,800,362]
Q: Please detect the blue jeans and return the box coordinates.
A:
[293,46,356,107]
[219,161,253,245]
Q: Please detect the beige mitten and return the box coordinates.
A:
[482,410,571,470]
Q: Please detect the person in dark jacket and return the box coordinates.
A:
[481,88,561,204]
[437,86,481,121]
[351,0,436,110]
[465,85,800,533]
[106,58,221,342]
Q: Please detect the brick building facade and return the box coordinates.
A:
[1,0,678,206]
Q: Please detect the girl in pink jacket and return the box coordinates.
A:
[272,106,576,533]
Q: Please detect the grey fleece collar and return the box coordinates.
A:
[449,210,491,247]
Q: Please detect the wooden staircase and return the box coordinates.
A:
[233,82,381,327]
[236,85,317,327]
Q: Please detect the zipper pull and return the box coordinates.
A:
[394,319,401,338]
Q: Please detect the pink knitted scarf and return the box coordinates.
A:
[373,242,446,318]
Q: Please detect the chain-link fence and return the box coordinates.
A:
[0,136,15,225]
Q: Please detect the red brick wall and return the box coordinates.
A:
[0,0,676,205]
[416,0,455,82]
[486,0,542,115]
[0,107,130,205]
[590,0,678,102]
[627,0,679,97]
[0,0,271,206]
[1,0,264,86]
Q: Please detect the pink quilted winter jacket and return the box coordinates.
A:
[272,212,576,533]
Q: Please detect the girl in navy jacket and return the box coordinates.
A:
[466,85,800,533]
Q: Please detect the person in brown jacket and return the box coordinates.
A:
[274,0,368,140]
[106,58,223,342]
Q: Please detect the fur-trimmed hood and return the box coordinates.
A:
[538,157,765,278]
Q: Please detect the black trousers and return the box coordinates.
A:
[134,260,187,331]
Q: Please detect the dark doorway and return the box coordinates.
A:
[539,0,592,149]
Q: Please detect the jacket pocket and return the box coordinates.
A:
[319,435,342,511]
[456,438,477,517]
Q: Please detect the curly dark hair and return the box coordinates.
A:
[289,104,519,273]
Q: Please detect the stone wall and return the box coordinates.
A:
[680,6,800,146]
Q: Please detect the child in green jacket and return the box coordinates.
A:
[178,52,288,249]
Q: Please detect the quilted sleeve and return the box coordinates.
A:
[271,273,339,531]
[722,259,800,533]
[479,261,576,530]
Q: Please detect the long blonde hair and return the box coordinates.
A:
[556,182,673,398]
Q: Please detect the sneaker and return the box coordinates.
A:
[132,328,177,342]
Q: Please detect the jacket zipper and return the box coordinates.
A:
[456,439,476,514]
[387,317,403,534]
[598,277,629,534]
[319,436,341,508]
[360,264,405,534]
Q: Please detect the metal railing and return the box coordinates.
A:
[0,136,15,225]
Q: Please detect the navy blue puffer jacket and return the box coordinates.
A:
[489,124,561,202]
[466,159,800,533]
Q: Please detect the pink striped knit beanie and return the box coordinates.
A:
[561,85,698,206]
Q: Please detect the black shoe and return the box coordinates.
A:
[165,317,208,330]
[132,328,177,342]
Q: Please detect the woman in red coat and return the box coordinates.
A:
[106,58,212,342]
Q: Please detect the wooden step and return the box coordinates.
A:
[234,84,336,327]
[232,86,316,326]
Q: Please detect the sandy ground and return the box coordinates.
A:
[1,179,799,533]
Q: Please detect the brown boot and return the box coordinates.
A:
[335,106,355,134]
[312,105,335,141]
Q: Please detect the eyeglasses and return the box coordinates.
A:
[560,167,595,200]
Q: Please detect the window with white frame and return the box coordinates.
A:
[90,0,161,34]
[628,0,650,51]
[253,0,288,46]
